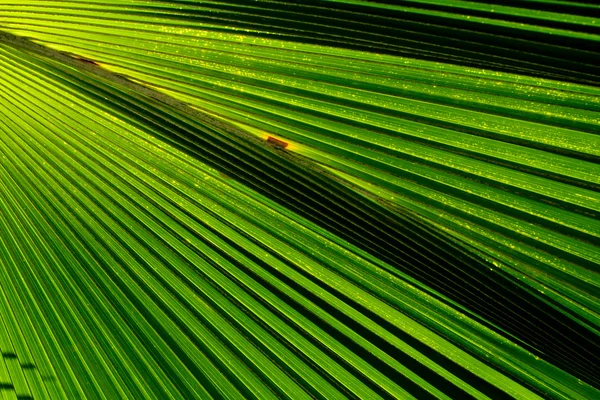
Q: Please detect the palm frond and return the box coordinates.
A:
[0,1,599,399]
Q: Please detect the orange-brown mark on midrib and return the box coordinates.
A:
[267,136,289,149]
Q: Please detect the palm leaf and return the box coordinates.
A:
[0,1,599,399]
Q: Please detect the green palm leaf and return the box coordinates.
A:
[0,1,599,399]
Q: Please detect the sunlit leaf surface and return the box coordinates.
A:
[0,1,599,399]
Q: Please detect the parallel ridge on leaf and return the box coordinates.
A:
[0,1,599,399]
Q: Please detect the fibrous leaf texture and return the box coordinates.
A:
[0,1,599,399]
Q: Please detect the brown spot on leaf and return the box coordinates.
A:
[267,136,289,149]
